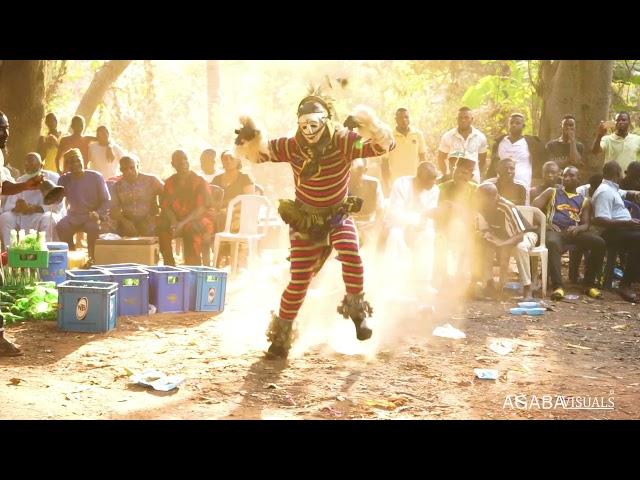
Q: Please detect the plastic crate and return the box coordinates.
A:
[146,266,190,313]
[57,280,118,333]
[8,247,49,269]
[183,266,227,312]
[95,263,143,269]
[39,242,69,285]
[103,267,149,316]
[66,268,111,282]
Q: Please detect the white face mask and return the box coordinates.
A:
[298,112,327,144]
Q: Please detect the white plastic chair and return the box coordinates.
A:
[256,200,288,250]
[212,195,271,274]
[516,205,548,298]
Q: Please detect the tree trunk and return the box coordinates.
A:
[0,60,46,171]
[75,60,132,126]
[206,60,221,142]
[539,60,614,176]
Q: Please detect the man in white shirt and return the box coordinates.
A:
[437,106,488,183]
[591,161,640,302]
[0,152,65,249]
[385,161,440,287]
[382,108,427,191]
[0,111,47,357]
[487,113,546,190]
[87,125,125,179]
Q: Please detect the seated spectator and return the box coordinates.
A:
[199,148,218,183]
[385,161,439,286]
[530,161,561,201]
[109,155,164,237]
[438,153,478,205]
[620,161,640,191]
[485,157,528,205]
[591,161,640,302]
[435,153,478,289]
[0,153,65,249]
[533,166,605,300]
[574,173,638,282]
[158,150,214,266]
[212,151,254,207]
[475,182,538,299]
[349,158,384,247]
[56,148,110,262]
[349,159,384,221]
[435,150,470,185]
[87,126,125,180]
[211,150,255,233]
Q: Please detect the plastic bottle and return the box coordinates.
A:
[18,229,25,247]
[10,230,17,248]
[38,232,46,250]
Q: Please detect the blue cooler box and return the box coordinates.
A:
[183,266,227,312]
[146,266,190,313]
[104,267,149,316]
[57,280,118,333]
[39,241,69,285]
[96,263,143,269]
[66,268,111,282]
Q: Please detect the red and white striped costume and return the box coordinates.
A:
[257,129,390,322]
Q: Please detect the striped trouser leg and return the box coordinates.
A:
[330,217,364,295]
[278,238,325,322]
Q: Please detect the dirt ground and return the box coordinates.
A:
[1,253,640,420]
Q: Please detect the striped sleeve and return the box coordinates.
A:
[499,199,534,235]
[511,205,534,233]
[267,137,298,163]
[341,130,392,161]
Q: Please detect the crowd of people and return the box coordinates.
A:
[347,107,640,304]
[0,111,265,268]
[0,107,640,301]
[1,107,639,302]
[1,102,640,358]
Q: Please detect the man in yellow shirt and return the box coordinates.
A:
[592,111,640,171]
[37,113,62,172]
[382,108,426,191]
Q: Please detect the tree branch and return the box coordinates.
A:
[75,60,132,125]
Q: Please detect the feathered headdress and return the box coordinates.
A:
[297,75,348,119]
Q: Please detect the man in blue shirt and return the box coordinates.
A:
[56,148,110,263]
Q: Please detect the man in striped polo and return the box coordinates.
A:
[476,182,538,299]
[234,94,394,358]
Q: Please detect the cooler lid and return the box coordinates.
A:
[95,237,158,245]
[46,242,69,251]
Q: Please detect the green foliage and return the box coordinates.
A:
[611,60,640,116]
[40,60,632,200]
[461,60,537,139]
